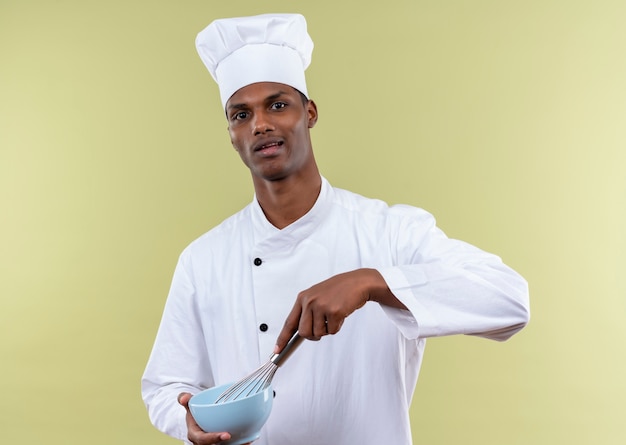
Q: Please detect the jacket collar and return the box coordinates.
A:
[251,176,333,249]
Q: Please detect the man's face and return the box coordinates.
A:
[226,82,318,182]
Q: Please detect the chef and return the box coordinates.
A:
[141,13,530,445]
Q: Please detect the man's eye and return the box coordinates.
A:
[233,111,248,120]
[271,102,287,110]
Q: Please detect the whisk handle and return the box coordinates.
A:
[270,331,304,367]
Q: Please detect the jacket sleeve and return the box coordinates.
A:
[141,251,214,443]
[377,205,530,341]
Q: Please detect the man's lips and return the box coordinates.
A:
[253,140,284,155]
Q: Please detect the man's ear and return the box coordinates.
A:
[307,100,318,128]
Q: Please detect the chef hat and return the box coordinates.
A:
[195,13,314,109]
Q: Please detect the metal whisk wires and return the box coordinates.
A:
[214,332,304,403]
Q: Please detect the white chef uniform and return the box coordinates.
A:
[141,177,529,444]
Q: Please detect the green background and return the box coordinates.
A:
[1,1,624,443]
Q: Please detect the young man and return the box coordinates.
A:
[142,13,530,445]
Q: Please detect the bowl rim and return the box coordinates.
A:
[189,382,273,407]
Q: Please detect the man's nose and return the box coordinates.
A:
[253,111,274,135]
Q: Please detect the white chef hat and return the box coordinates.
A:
[195,13,314,109]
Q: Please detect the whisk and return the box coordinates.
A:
[214,331,304,403]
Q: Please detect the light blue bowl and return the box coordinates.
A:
[189,382,273,445]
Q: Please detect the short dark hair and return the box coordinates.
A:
[296,89,309,106]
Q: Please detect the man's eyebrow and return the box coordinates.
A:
[265,91,289,102]
[227,102,248,111]
[227,91,290,112]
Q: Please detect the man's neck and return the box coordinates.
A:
[253,170,322,229]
